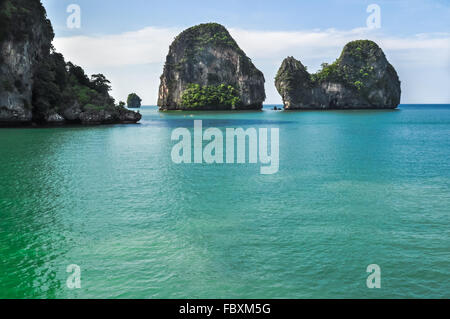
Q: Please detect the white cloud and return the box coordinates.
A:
[229,28,450,67]
[53,27,180,68]
[53,27,450,104]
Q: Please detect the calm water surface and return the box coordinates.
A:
[0,105,449,298]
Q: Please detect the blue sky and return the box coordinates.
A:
[42,0,450,104]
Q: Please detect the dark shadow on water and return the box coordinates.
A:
[0,122,142,130]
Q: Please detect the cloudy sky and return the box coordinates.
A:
[41,0,450,105]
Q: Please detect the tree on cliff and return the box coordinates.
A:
[275,40,401,110]
[0,0,141,124]
[157,23,265,110]
[90,74,112,95]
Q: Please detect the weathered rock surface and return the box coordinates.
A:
[158,23,266,110]
[275,40,401,110]
[127,93,142,108]
[45,112,65,123]
[0,0,141,125]
[0,0,53,123]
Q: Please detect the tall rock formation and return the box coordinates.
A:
[0,0,53,122]
[0,0,141,125]
[275,40,401,109]
[127,93,142,108]
[158,23,266,110]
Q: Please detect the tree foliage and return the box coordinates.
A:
[0,0,53,43]
[181,84,241,109]
[310,40,380,91]
[2,0,136,123]
[32,51,66,119]
[32,52,117,121]
[90,74,111,95]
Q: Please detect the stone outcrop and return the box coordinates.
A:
[0,0,141,125]
[127,93,142,108]
[78,106,141,125]
[158,23,265,110]
[0,0,53,123]
[275,40,401,110]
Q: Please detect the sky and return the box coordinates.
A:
[41,0,450,105]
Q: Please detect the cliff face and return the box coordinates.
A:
[127,93,142,108]
[275,40,401,110]
[0,0,141,125]
[0,0,53,122]
[158,23,265,110]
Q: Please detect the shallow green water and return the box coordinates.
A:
[0,105,449,299]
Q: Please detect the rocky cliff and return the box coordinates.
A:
[275,40,401,110]
[0,0,53,122]
[158,23,265,110]
[127,93,142,108]
[0,0,141,125]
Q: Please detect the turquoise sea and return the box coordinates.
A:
[0,105,449,299]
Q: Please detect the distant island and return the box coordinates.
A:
[0,0,141,125]
[275,40,401,110]
[158,23,266,111]
[0,1,403,123]
[127,93,142,109]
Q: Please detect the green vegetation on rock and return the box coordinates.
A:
[158,22,265,110]
[32,52,117,121]
[0,0,53,43]
[127,93,142,108]
[310,40,381,92]
[181,84,241,109]
[275,57,312,95]
[0,0,141,124]
[169,23,260,78]
[173,23,241,54]
[275,40,401,109]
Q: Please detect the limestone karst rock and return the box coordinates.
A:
[275,40,401,110]
[127,93,142,109]
[0,0,141,125]
[158,23,266,110]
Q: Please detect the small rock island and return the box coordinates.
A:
[158,23,266,111]
[0,0,141,125]
[275,40,401,110]
[127,93,142,109]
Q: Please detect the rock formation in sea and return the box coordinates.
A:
[275,40,401,110]
[127,93,142,108]
[158,23,266,110]
[0,0,141,125]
